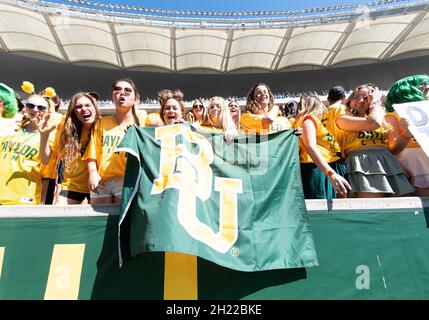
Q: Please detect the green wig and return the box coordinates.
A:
[0,83,18,118]
[385,74,429,112]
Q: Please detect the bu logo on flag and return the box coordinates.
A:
[151,125,243,253]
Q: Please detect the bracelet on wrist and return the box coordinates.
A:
[370,99,383,107]
[326,170,335,177]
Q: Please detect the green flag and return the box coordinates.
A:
[117,124,318,271]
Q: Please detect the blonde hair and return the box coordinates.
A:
[186,98,206,124]
[202,96,238,135]
[228,99,241,131]
[295,94,326,122]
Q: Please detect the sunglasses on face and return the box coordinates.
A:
[26,103,47,112]
[193,104,204,109]
[229,104,239,108]
[113,86,133,95]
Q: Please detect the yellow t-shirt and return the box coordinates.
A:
[321,103,345,154]
[0,129,51,205]
[386,111,419,148]
[240,113,292,134]
[84,114,146,180]
[294,114,340,164]
[49,112,65,128]
[145,112,164,127]
[136,110,148,126]
[51,126,91,194]
[38,114,63,180]
[39,150,59,180]
[334,110,389,158]
[0,117,19,138]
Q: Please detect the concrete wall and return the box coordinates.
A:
[1,197,427,217]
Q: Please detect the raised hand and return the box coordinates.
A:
[34,113,56,137]
[367,87,384,105]
[398,117,413,139]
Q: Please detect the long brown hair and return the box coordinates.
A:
[59,92,101,174]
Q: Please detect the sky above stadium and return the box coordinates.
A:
[51,0,369,11]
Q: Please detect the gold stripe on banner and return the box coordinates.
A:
[164,252,198,300]
[0,247,4,279]
[44,244,85,300]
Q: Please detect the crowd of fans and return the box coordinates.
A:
[0,75,428,206]
[61,90,340,111]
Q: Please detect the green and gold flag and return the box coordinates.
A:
[118,124,318,271]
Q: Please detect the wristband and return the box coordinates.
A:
[370,99,383,107]
[326,170,335,177]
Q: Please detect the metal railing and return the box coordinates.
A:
[7,0,429,29]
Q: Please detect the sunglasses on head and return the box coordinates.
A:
[26,103,47,111]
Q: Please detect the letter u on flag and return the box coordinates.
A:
[117,124,318,271]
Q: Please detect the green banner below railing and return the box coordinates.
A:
[0,198,429,300]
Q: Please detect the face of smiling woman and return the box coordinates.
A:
[192,102,205,121]
[74,96,97,128]
[25,95,49,122]
[228,103,240,117]
[349,87,370,117]
[253,85,270,109]
[163,98,183,124]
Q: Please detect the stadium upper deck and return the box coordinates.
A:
[0,0,428,73]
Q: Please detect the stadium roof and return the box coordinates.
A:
[0,0,429,73]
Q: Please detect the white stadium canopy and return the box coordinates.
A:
[0,0,428,73]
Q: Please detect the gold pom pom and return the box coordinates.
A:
[44,87,57,98]
[21,81,35,94]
